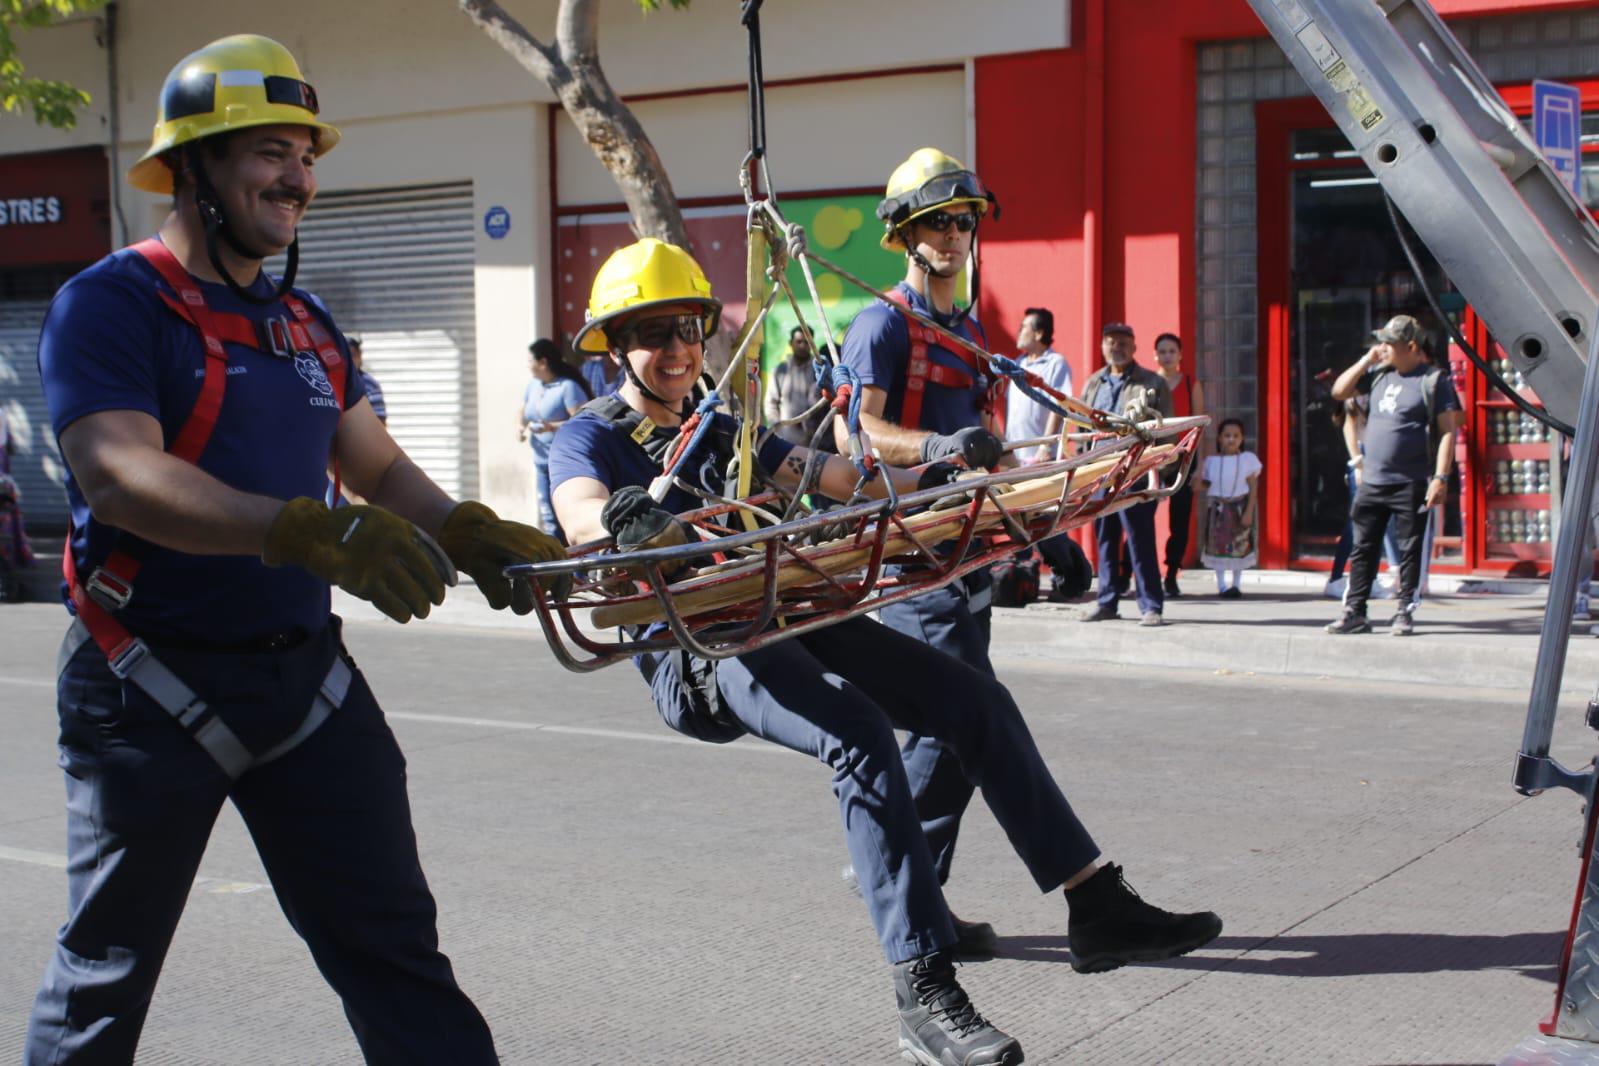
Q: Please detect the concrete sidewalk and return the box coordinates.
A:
[1004,570,1599,694]
[323,566,1599,696]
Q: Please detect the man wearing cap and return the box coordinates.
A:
[1078,323,1174,626]
[1326,314,1461,636]
[26,34,561,1062]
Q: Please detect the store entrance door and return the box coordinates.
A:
[1258,101,1461,570]
[1294,286,1371,557]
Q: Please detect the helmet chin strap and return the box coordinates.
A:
[898,222,976,327]
[187,144,298,305]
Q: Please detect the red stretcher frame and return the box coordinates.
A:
[507,417,1207,672]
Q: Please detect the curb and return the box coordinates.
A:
[990,601,1599,694]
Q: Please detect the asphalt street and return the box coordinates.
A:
[0,599,1590,1065]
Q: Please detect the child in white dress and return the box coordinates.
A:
[1199,419,1261,598]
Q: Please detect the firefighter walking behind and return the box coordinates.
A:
[838,148,1015,949]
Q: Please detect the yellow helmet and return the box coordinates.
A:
[128,34,341,194]
[877,148,998,251]
[573,238,722,354]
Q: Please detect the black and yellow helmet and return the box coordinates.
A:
[877,148,998,252]
[128,34,340,194]
[573,238,722,355]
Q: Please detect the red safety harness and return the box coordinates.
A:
[63,239,348,775]
[881,288,991,431]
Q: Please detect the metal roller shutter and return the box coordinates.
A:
[0,269,76,532]
[269,181,478,498]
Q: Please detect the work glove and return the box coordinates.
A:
[600,486,695,577]
[438,500,568,614]
[263,497,456,624]
[920,426,1004,469]
[915,461,964,493]
[930,469,1016,511]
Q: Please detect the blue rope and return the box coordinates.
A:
[659,389,726,487]
[988,353,1074,424]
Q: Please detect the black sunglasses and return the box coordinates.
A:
[622,313,706,350]
[919,210,979,234]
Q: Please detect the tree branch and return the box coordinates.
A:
[556,0,598,70]
[457,0,565,89]
[456,0,693,271]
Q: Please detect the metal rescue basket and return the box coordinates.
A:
[509,418,1205,671]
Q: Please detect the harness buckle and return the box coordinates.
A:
[258,317,294,358]
[85,567,134,612]
[106,636,150,680]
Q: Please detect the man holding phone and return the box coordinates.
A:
[1325,315,1461,636]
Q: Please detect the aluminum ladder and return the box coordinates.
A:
[1246,0,1599,1059]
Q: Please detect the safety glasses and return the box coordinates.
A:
[623,312,707,351]
[919,209,979,234]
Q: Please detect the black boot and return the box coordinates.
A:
[1163,568,1182,598]
[950,912,998,958]
[893,950,1024,1066]
[1064,863,1222,975]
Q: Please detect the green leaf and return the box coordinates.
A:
[1,0,105,129]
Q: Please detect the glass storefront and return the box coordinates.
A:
[1285,129,1462,566]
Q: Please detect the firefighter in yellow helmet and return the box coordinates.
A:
[839,148,1183,963]
[546,239,1222,1064]
[25,34,556,1062]
[574,237,721,417]
[832,149,1010,954]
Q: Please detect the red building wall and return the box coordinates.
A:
[971,0,1595,565]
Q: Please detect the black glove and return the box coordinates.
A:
[600,486,693,554]
[920,426,1003,469]
[915,462,963,493]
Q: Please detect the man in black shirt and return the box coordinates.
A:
[1325,315,1462,636]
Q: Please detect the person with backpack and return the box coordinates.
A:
[1325,315,1461,636]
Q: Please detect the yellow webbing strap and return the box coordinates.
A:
[733,223,770,531]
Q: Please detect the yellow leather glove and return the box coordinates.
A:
[438,500,568,614]
[263,497,456,624]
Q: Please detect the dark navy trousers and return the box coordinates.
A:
[1095,500,1164,615]
[25,622,497,1065]
[878,568,996,885]
[700,615,1099,964]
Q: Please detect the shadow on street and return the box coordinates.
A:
[986,930,1563,981]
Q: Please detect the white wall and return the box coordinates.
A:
[2,0,1056,517]
[8,0,1066,149]
[555,69,970,206]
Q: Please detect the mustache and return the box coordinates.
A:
[262,187,309,207]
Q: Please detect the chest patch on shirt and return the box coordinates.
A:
[294,351,340,409]
[1377,380,1403,416]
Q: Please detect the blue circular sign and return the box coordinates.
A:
[484,206,511,240]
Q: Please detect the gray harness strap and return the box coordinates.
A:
[64,618,351,780]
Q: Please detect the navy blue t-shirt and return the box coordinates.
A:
[1358,364,1461,485]
[548,409,794,516]
[841,283,989,434]
[38,242,365,643]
